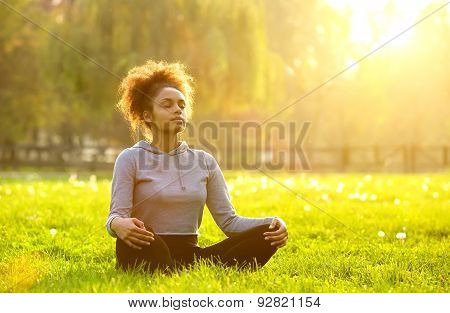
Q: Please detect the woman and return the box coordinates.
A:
[106,60,288,274]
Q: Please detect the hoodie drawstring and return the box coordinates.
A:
[136,140,187,191]
[176,153,186,191]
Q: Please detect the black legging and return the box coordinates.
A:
[115,223,278,274]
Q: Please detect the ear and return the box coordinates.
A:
[143,110,152,123]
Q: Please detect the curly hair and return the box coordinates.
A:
[116,59,195,140]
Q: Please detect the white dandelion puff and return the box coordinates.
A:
[68,173,78,183]
[27,186,36,195]
[50,228,57,236]
[359,193,368,202]
[304,205,311,212]
[370,194,377,201]
[89,174,97,183]
[283,178,295,188]
[308,179,319,189]
[396,232,406,240]
[336,182,345,193]
[377,231,385,237]
[348,192,360,200]
[364,175,372,182]
[394,198,401,205]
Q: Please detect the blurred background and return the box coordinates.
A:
[0,0,449,172]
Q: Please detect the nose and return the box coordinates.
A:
[174,105,182,114]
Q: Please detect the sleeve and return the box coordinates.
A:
[204,152,275,237]
[105,148,136,238]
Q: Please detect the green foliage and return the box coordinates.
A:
[1,0,449,146]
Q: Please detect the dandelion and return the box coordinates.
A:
[359,193,368,202]
[321,193,329,201]
[308,179,319,189]
[250,186,258,193]
[422,184,429,192]
[396,232,406,240]
[348,192,360,200]
[304,205,311,212]
[370,194,377,201]
[50,228,57,236]
[5,188,12,195]
[336,182,345,193]
[68,173,78,183]
[90,183,98,192]
[432,192,439,199]
[283,178,295,188]
[394,198,401,205]
[364,174,372,182]
[377,231,385,237]
[27,186,35,195]
[89,174,97,182]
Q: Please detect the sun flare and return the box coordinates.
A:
[326,0,446,47]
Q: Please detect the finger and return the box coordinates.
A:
[125,239,142,250]
[132,218,145,228]
[268,218,278,230]
[265,232,288,241]
[270,237,288,247]
[132,232,155,242]
[264,226,286,237]
[129,236,152,247]
[276,242,287,249]
[133,226,154,237]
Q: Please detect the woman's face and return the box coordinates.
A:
[143,87,187,135]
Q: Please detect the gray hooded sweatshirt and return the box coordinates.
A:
[106,140,274,238]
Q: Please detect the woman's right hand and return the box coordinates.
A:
[111,217,155,250]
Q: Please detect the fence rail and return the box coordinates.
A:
[0,144,448,172]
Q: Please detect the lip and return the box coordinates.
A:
[171,117,185,122]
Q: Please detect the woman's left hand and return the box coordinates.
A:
[263,217,288,249]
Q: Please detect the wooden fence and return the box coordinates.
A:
[0,144,448,172]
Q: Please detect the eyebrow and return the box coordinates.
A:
[160,98,185,102]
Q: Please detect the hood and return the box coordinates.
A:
[133,140,188,156]
[133,140,189,191]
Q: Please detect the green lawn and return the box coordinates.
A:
[0,171,448,292]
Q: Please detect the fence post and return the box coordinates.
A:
[373,145,380,169]
[341,146,349,172]
[443,146,448,167]
[411,145,416,173]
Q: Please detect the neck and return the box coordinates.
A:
[149,132,180,153]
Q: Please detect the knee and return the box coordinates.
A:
[247,223,273,238]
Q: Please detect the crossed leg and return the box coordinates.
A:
[115,224,279,273]
[196,224,279,271]
[115,231,174,273]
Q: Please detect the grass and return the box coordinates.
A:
[0,171,448,292]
